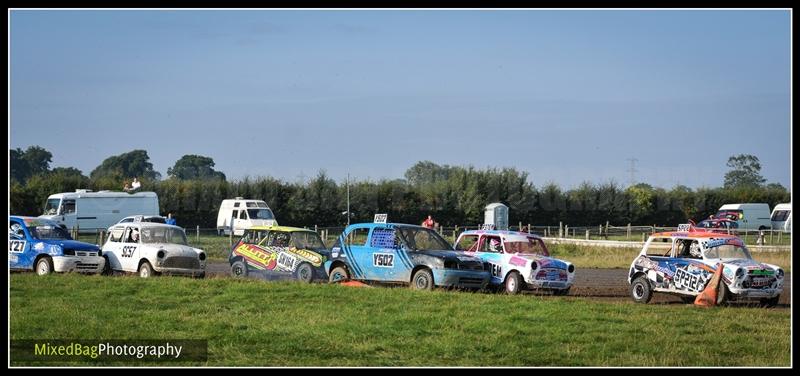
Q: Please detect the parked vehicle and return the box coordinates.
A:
[102,223,206,278]
[711,203,772,231]
[39,190,159,233]
[112,215,166,227]
[695,218,739,234]
[229,225,329,282]
[770,203,791,233]
[325,220,491,290]
[9,215,105,275]
[216,198,277,236]
[454,229,575,294]
[627,224,783,307]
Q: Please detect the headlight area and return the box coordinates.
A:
[567,264,575,273]
[156,249,166,266]
[777,268,784,279]
[198,252,207,261]
[62,248,75,256]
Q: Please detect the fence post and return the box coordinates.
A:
[641,232,646,242]
[585,229,589,240]
[770,230,774,245]
[99,229,106,245]
[546,226,550,237]
[196,225,200,243]
[559,222,563,238]
[627,223,631,240]
[605,221,609,238]
[565,225,569,238]
[527,224,531,234]
[229,227,233,247]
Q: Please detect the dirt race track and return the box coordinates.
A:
[207,262,791,307]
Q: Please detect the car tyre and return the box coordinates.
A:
[36,257,53,276]
[504,271,523,294]
[631,275,653,303]
[760,295,780,308]
[553,287,571,296]
[716,281,729,305]
[230,260,248,278]
[138,261,156,278]
[411,268,434,290]
[294,262,314,283]
[329,266,350,283]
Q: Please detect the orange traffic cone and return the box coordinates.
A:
[694,263,723,307]
[339,280,371,288]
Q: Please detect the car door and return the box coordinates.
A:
[479,235,505,283]
[118,226,142,272]
[340,226,371,280]
[368,227,408,282]
[103,226,126,271]
[9,219,31,270]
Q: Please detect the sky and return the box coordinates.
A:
[9,9,792,189]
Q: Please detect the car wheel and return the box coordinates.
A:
[101,256,114,276]
[230,260,248,278]
[36,257,53,276]
[553,287,571,296]
[294,262,314,283]
[716,282,729,305]
[138,261,155,278]
[760,295,780,308]
[329,266,350,283]
[504,271,523,294]
[411,268,434,290]
[631,275,653,303]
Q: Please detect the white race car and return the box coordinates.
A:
[102,223,206,278]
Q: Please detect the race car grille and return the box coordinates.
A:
[742,276,777,289]
[75,251,98,257]
[457,262,485,271]
[535,268,568,282]
[76,263,100,271]
[163,256,200,269]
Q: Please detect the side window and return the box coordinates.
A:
[233,202,240,208]
[231,210,239,220]
[345,228,369,246]
[122,228,133,243]
[242,230,268,245]
[455,235,479,251]
[644,237,673,256]
[61,199,76,214]
[109,228,124,242]
[267,231,290,247]
[370,228,400,249]
[239,210,248,220]
[9,221,25,239]
[482,236,503,253]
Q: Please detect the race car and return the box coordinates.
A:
[628,224,784,306]
[9,215,105,275]
[103,223,206,278]
[325,218,491,290]
[455,229,575,294]
[228,225,329,283]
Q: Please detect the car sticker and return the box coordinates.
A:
[9,240,26,253]
[373,253,394,267]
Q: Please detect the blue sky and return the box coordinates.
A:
[9,9,791,189]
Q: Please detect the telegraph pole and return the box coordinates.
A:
[626,158,639,187]
[346,173,350,226]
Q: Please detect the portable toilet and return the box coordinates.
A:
[484,203,509,230]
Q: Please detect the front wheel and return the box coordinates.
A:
[230,260,248,278]
[138,261,156,278]
[760,295,780,308]
[504,271,523,294]
[631,276,653,303]
[294,262,314,283]
[716,281,729,305]
[36,257,53,276]
[411,269,434,290]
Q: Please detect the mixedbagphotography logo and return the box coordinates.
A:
[10,339,208,364]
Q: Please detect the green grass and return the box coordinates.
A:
[10,274,790,366]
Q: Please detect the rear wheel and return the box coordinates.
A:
[504,271,523,294]
[631,276,652,303]
[329,266,350,283]
[294,262,314,283]
[230,260,248,278]
[35,257,53,276]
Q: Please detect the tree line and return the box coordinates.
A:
[9,147,790,228]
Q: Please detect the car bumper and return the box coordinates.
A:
[153,266,206,277]
[433,269,490,288]
[52,256,105,274]
[728,287,782,299]
[525,279,573,290]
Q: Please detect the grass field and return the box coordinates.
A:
[10,274,791,366]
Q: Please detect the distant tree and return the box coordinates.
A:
[404,161,455,186]
[90,150,161,181]
[765,182,786,191]
[49,167,86,178]
[167,154,226,180]
[10,145,53,183]
[724,154,766,189]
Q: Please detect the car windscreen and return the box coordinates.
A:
[504,236,550,256]
[247,209,275,220]
[140,227,188,245]
[396,226,452,251]
[703,239,751,260]
[29,223,71,240]
[291,231,326,251]
[43,199,60,215]
[714,210,742,221]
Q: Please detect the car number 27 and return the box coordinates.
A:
[122,246,137,258]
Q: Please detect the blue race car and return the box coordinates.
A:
[9,216,105,275]
[325,221,490,290]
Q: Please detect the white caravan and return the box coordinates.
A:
[39,190,159,233]
[216,198,277,236]
[770,203,792,233]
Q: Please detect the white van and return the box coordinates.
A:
[770,203,791,233]
[39,190,160,233]
[216,198,277,236]
[713,203,772,231]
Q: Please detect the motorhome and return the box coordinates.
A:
[216,198,277,236]
[713,203,772,231]
[39,190,159,233]
[770,203,792,233]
